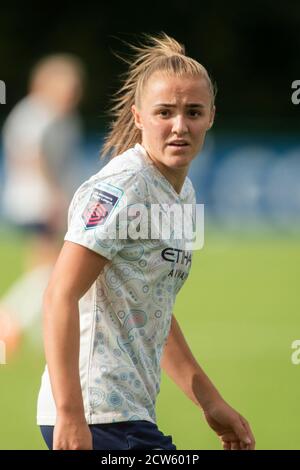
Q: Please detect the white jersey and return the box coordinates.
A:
[1,95,81,225]
[37,143,196,425]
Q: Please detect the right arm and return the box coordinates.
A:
[43,240,109,450]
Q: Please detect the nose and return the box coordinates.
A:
[171,114,188,135]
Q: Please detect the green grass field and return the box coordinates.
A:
[0,230,299,449]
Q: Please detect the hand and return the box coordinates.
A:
[53,414,93,450]
[202,398,255,450]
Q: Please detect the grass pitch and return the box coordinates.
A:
[0,230,299,449]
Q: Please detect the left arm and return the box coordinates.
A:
[161,314,221,409]
[161,314,255,450]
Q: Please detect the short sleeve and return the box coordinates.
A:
[64,172,144,260]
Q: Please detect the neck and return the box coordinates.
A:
[142,147,188,195]
[155,161,188,194]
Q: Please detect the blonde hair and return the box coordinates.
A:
[102,33,216,159]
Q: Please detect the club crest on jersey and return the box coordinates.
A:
[82,185,122,229]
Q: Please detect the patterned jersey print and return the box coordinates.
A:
[37,144,196,425]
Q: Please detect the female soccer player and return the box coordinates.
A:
[37,33,255,451]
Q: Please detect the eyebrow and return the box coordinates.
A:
[153,103,206,108]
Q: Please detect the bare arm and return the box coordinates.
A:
[43,240,109,449]
[161,314,221,409]
[161,315,255,450]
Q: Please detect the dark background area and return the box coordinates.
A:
[1,0,299,133]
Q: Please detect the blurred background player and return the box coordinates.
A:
[0,54,86,354]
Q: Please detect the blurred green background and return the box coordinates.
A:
[1,230,299,449]
[1,0,300,451]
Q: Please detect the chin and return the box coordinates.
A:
[164,152,193,168]
[166,145,194,156]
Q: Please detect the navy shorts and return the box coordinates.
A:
[40,420,177,450]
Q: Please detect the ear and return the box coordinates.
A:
[131,104,143,130]
[207,105,216,130]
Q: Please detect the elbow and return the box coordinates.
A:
[43,283,58,311]
[42,283,77,316]
[42,285,58,323]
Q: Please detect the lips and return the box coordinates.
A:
[167,140,189,147]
